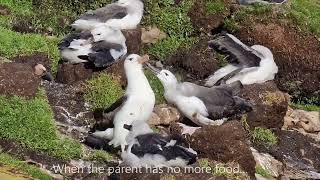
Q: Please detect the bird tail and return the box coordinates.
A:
[175,146,198,165]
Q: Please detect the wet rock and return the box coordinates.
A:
[240,81,289,130]
[148,104,181,125]
[235,22,320,103]
[167,38,218,80]
[255,130,320,179]
[43,81,93,140]
[0,62,40,98]
[122,28,142,54]
[187,121,256,177]
[188,0,233,33]
[283,107,320,133]
[141,26,167,44]
[56,63,93,84]
[251,147,283,178]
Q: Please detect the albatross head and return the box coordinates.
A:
[91,25,125,43]
[157,70,178,88]
[124,54,149,72]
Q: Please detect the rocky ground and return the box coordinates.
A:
[0,0,319,179]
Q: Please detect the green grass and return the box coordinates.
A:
[145,70,166,104]
[252,127,278,148]
[0,152,52,180]
[85,73,124,110]
[0,90,83,160]
[256,165,273,179]
[290,0,320,37]
[84,150,114,163]
[205,0,225,15]
[0,27,60,71]
[143,0,197,60]
[290,103,320,112]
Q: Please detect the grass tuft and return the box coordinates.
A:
[0,90,82,160]
[85,150,114,163]
[252,127,278,148]
[205,0,225,15]
[85,73,124,110]
[145,70,166,104]
[256,165,273,179]
[143,0,197,60]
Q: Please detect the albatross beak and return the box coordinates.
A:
[138,55,149,64]
[41,72,54,82]
[145,63,160,75]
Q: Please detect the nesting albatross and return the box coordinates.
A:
[86,121,198,167]
[58,25,127,67]
[146,65,252,126]
[205,33,278,86]
[88,54,155,151]
[72,0,144,31]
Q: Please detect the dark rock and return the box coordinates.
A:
[0,62,40,98]
[122,28,142,54]
[166,37,218,80]
[187,121,256,177]
[235,22,320,104]
[255,130,320,179]
[188,0,233,33]
[239,81,289,130]
[56,63,93,84]
[103,59,126,88]
[12,53,52,71]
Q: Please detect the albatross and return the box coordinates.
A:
[58,25,127,67]
[85,122,198,167]
[87,54,155,151]
[71,0,144,31]
[146,65,252,126]
[205,33,278,86]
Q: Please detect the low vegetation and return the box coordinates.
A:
[252,127,278,148]
[0,152,52,180]
[0,90,83,160]
[205,0,226,15]
[85,150,115,163]
[85,73,124,110]
[143,0,197,60]
[145,70,166,104]
[255,165,273,179]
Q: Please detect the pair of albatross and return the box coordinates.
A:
[85,54,197,167]
[59,0,144,67]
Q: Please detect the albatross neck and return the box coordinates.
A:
[125,66,152,94]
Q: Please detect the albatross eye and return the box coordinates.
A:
[129,58,133,61]
[165,72,168,76]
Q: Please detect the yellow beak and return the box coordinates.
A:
[138,55,150,64]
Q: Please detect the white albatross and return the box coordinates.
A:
[71,0,144,31]
[205,33,278,86]
[58,25,127,67]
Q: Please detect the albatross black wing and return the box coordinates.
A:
[79,4,127,22]
[209,33,261,67]
[78,41,123,68]
[58,32,92,50]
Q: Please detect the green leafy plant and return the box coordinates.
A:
[252,127,278,148]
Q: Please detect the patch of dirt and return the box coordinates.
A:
[0,62,40,98]
[235,21,320,104]
[239,81,289,130]
[122,28,142,54]
[12,19,38,34]
[188,0,235,33]
[187,121,256,177]
[255,130,320,178]
[0,5,10,16]
[43,81,93,140]
[56,63,93,84]
[166,37,218,80]
[0,139,67,171]
[12,52,52,71]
